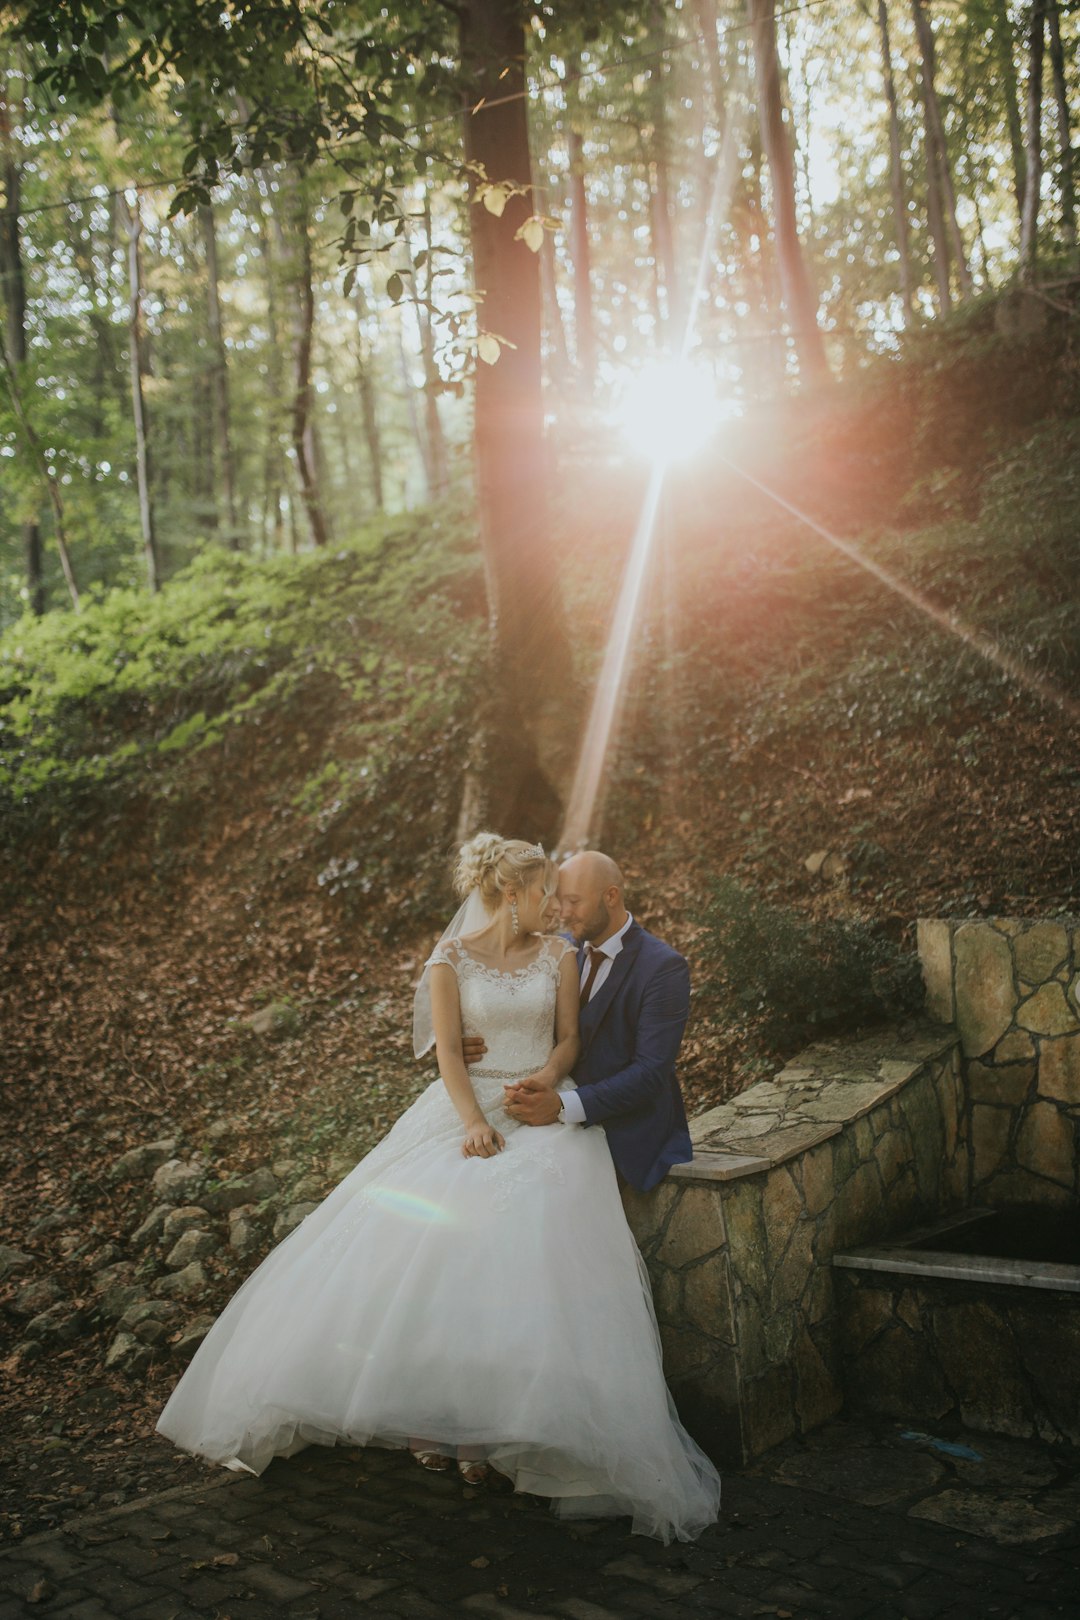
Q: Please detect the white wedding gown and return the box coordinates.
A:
[155,934,721,1543]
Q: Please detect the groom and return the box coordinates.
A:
[466,850,693,1193]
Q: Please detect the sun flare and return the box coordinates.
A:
[615,360,727,464]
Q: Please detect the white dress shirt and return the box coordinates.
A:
[559,913,634,1125]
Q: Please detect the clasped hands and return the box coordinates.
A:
[460,1036,564,1128]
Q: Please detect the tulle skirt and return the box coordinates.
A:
[154,1076,721,1543]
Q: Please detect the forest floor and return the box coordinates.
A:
[3,305,1080,1547]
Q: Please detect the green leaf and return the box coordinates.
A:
[386,272,403,303]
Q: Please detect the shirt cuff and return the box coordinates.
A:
[560,1088,586,1125]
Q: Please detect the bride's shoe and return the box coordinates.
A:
[411,1448,452,1472]
[457,1458,489,1485]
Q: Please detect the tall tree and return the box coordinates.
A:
[457,0,567,838]
[281,171,328,548]
[1045,0,1076,264]
[1019,0,1047,282]
[990,0,1028,226]
[876,0,915,322]
[198,201,239,545]
[911,0,973,301]
[746,0,830,383]
[123,192,160,591]
[0,67,44,613]
[565,53,597,387]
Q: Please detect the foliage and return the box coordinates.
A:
[696,876,924,1050]
[0,506,485,930]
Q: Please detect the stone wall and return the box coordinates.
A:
[835,1268,1080,1446]
[621,1026,963,1463]
[917,919,1080,1206]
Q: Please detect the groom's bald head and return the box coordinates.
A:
[558,850,629,946]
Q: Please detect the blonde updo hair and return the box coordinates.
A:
[453,832,555,913]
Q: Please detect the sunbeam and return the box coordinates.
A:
[558,115,746,853]
[718,455,1080,727]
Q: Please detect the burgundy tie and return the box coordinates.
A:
[579,945,605,1008]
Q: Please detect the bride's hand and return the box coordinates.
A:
[462,1120,505,1159]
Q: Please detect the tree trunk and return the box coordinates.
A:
[352,279,385,512]
[911,0,972,299]
[1020,0,1047,281]
[0,99,47,615]
[1046,0,1076,263]
[877,0,915,322]
[254,173,286,550]
[285,174,328,547]
[404,192,449,497]
[746,0,830,383]
[124,193,160,591]
[990,0,1028,227]
[396,320,430,503]
[198,202,239,545]
[565,54,596,386]
[458,0,568,840]
[646,2,680,342]
[538,190,571,380]
[692,0,728,138]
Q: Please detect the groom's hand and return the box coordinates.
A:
[504,1076,562,1126]
[461,1036,487,1065]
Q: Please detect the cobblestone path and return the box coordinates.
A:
[1,1433,1078,1620]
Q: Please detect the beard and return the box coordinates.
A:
[579,899,611,943]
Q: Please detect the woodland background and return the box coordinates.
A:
[1,0,1079,1544]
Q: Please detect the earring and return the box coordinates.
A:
[510,897,519,936]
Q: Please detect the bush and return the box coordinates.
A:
[697,876,924,1049]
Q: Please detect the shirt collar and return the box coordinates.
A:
[592,912,634,961]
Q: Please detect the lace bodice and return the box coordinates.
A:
[427,934,575,1081]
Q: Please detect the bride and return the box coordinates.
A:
[155,833,721,1543]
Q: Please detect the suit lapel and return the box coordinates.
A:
[580,924,643,1052]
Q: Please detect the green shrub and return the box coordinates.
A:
[697,876,924,1049]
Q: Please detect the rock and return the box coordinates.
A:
[953,925,1015,1058]
[117,1299,184,1344]
[0,1245,33,1283]
[1015,1102,1075,1186]
[273,1202,319,1241]
[1013,923,1069,984]
[152,1159,209,1205]
[243,1001,300,1040]
[272,1159,299,1181]
[85,1242,123,1271]
[175,1313,218,1356]
[993,1029,1036,1064]
[91,1261,137,1293]
[96,1282,148,1322]
[288,1173,329,1203]
[130,1204,173,1248]
[11,1276,65,1318]
[111,1138,178,1180]
[206,1119,236,1141]
[201,1166,279,1216]
[1038,1032,1080,1104]
[24,1302,89,1346]
[971,1104,1012,1187]
[104,1331,152,1373]
[120,1298,182,1331]
[1017,981,1078,1037]
[151,1260,210,1301]
[161,1205,210,1243]
[165,1229,219,1270]
[228,1213,265,1259]
[916,919,954,1023]
[804,849,829,877]
[27,1207,79,1240]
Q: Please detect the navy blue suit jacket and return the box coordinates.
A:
[572,922,693,1192]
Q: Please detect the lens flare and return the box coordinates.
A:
[616,360,724,465]
[365,1186,454,1224]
